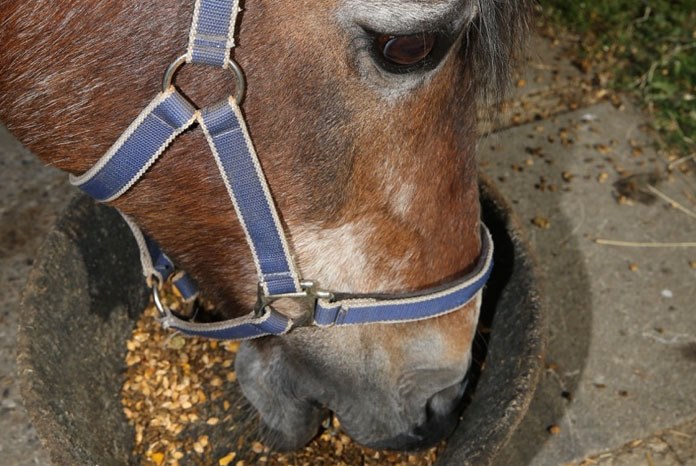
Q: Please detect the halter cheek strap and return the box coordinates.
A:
[70,0,494,340]
[69,89,197,203]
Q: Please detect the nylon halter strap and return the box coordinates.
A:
[70,0,494,340]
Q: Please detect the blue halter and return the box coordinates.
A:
[70,0,494,340]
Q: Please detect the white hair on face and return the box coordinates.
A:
[390,182,415,218]
[291,220,409,293]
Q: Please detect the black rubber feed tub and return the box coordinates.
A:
[18,177,545,465]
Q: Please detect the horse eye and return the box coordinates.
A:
[375,33,437,66]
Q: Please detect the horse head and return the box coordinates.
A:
[0,0,530,451]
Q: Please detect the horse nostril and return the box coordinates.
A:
[426,378,468,419]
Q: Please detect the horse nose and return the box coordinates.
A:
[426,377,468,419]
[363,378,469,452]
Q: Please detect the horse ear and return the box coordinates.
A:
[460,0,534,106]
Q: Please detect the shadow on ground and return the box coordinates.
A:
[481,120,594,466]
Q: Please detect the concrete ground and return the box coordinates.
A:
[484,36,696,466]
[0,126,72,465]
[0,35,694,465]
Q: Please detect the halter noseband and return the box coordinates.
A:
[70,0,494,340]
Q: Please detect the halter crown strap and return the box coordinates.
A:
[187,0,240,67]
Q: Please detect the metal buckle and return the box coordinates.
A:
[151,275,202,324]
[255,280,333,327]
[151,275,170,319]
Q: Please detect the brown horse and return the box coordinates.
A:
[0,0,530,451]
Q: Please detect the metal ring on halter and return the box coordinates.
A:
[162,54,246,104]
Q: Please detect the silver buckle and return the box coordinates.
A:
[255,280,333,327]
[151,275,201,322]
[150,275,170,319]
